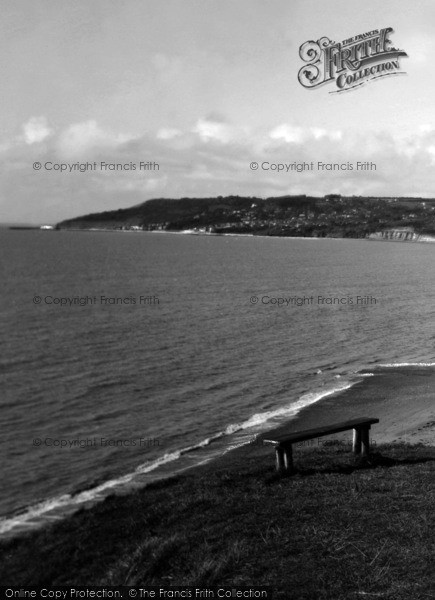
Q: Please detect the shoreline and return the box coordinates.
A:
[1,364,434,541]
[1,370,435,592]
[260,365,435,446]
[17,227,435,244]
[185,364,435,478]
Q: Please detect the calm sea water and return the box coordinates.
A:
[1,230,435,535]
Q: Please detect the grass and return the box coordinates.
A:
[1,442,435,599]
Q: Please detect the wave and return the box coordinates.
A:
[0,437,221,536]
[221,381,356,434]
[0,378,359,537]
[378,362,435,367]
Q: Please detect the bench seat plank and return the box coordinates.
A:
[263,417,379,447]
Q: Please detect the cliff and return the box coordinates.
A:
[369,228,435,242]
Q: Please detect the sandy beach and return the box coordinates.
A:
[199,365,435,474]
[278,366,435,444]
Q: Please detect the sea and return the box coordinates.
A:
[1,229,435,537]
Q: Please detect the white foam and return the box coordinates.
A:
[0,438,227,535]
[134,434,226,475]
[221,381,355,435]
[0,380,357,536]
[378,362,435,367]
[0,494,73,535]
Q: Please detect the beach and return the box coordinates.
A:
[181,364,435,476]
[264,365,435,446]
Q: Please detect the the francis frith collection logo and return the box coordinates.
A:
[298,27,407,93]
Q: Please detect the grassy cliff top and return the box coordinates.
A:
[1,442,434,599]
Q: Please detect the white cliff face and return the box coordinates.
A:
[369,229,435,242]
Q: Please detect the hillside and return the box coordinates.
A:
[56,194,435,239]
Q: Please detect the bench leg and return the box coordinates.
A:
[283,445,293,472]
[353,427,362,454]
[275,448,285,472]
[361,426,370,457]
[275,446,293,472]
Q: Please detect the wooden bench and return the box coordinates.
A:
[263,417,379,472]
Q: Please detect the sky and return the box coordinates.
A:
[1,0,435,223]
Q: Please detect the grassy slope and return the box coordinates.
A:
[1,443,434,599]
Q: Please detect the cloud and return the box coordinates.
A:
[270,124,305,144]
[4,117,435,224]
[310,127,342,141]
[156,128,182,140]
[270,124,342,144]
[56,120,133,157]
[23,117,53,145]
[426,146,435,164]
[193,118,236,144]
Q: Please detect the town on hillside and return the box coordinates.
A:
[57,194,435,240]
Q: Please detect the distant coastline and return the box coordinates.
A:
[8,226,41,230]
[53,194,435,242]
[8,225,435,244]
[6,193,435,242]
[31,226,435,244]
